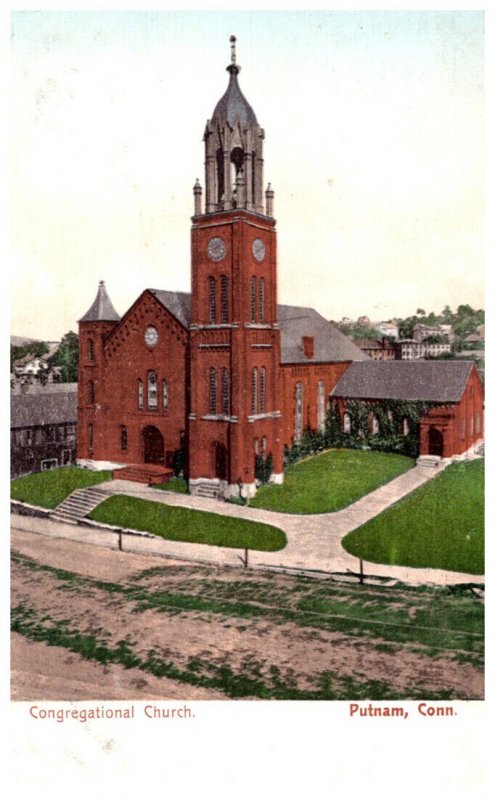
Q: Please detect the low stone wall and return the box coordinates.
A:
[10,500,51,519]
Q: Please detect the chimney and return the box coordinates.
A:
[302,336,314,359]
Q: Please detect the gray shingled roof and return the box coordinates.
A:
[149,290,192,329]
[11,389,77,428]
[79,281,120,323]
[277,305,368,364]
[211,65,258,129]
[331,360,475,403]
[151,291,366,365]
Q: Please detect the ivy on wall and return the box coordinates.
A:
[283,398,436,467]
[326,398,434,458]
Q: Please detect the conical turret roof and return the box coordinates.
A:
[79,281,120,323]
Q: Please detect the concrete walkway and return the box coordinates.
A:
[12,460,483,587]
[86,460,482,586]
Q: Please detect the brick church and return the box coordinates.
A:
[77,39,484,497]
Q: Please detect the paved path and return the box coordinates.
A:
[11,459,481,587]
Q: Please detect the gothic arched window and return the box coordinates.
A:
[402,417,409,436]
[121,425,128,451]
[88,380,95,405]
[343,412,351,434]
[147,371,158,410]
[317,381,326,432]
[251,367,258,414]
[88,339,94,362]
[220,275,229,323]
[209,368,217,415]
[138,379,144,410]
[259,278,265,322]
[162,380,169,413]
[259,367,266,413]
[88,424,93,452]
[370,414,379,435]
[208,276,217,323]
[250,277,257,322]
[221,368,230,416]
[295,382,304,443]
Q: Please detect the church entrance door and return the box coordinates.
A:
[143,426,165,465]
[428,427,444,457]
[213,441,228,481]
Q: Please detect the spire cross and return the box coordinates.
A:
[230,35,237,64]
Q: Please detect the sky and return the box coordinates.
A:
[10,9,485,340]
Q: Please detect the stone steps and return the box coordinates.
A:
[51,487,110,524]
[112,464,174,485]
[193,483,222,499]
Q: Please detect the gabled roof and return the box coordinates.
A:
[277,305,368,364]
[148,290,192,329]
[79,281,120,323]
[11,388,77,428]
[331,360,475,403]
[150,291,367,366]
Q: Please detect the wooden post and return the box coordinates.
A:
[359,559,364,585]
[118,530,123,551]
[244,548,249,569]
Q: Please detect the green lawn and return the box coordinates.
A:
[250,449,414,514]
[154,477,189,494]
[89,495,287,552]
[10,466,113,509]
[342,460,484,574]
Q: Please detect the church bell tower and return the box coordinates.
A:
[188,36,283,498]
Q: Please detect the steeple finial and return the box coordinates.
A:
[227,35,240,76]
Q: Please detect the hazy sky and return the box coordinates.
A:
[10,9,484,340]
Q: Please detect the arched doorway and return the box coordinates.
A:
[143,426,165,465]
[212,441,228,481]
[428,427,444,457]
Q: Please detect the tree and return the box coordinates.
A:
[398,317,417,339]
[48,331,79,382]
[416,308,426,316]
[442,305,453,323]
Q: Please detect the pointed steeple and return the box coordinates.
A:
[203,36,266,214]
[211,36,258,129]
[78,281,120,323]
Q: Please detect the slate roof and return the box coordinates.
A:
[331,361,475,403]
[79,281,121,323]
[11,388,77,428]
[211,65,258,129]
[277,305,368,364]
[149,290,192,329]
[150,291,367,365]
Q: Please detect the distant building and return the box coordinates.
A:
[394,339,452,360]
[412,323,453,343]
[465,325,485,344]
[375,321,399,340]
[10,383,77,478]
[357,315,371,327]
[12,341,61,387]
[353,338,396,360]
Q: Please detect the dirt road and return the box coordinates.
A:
[11,528,484,702]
